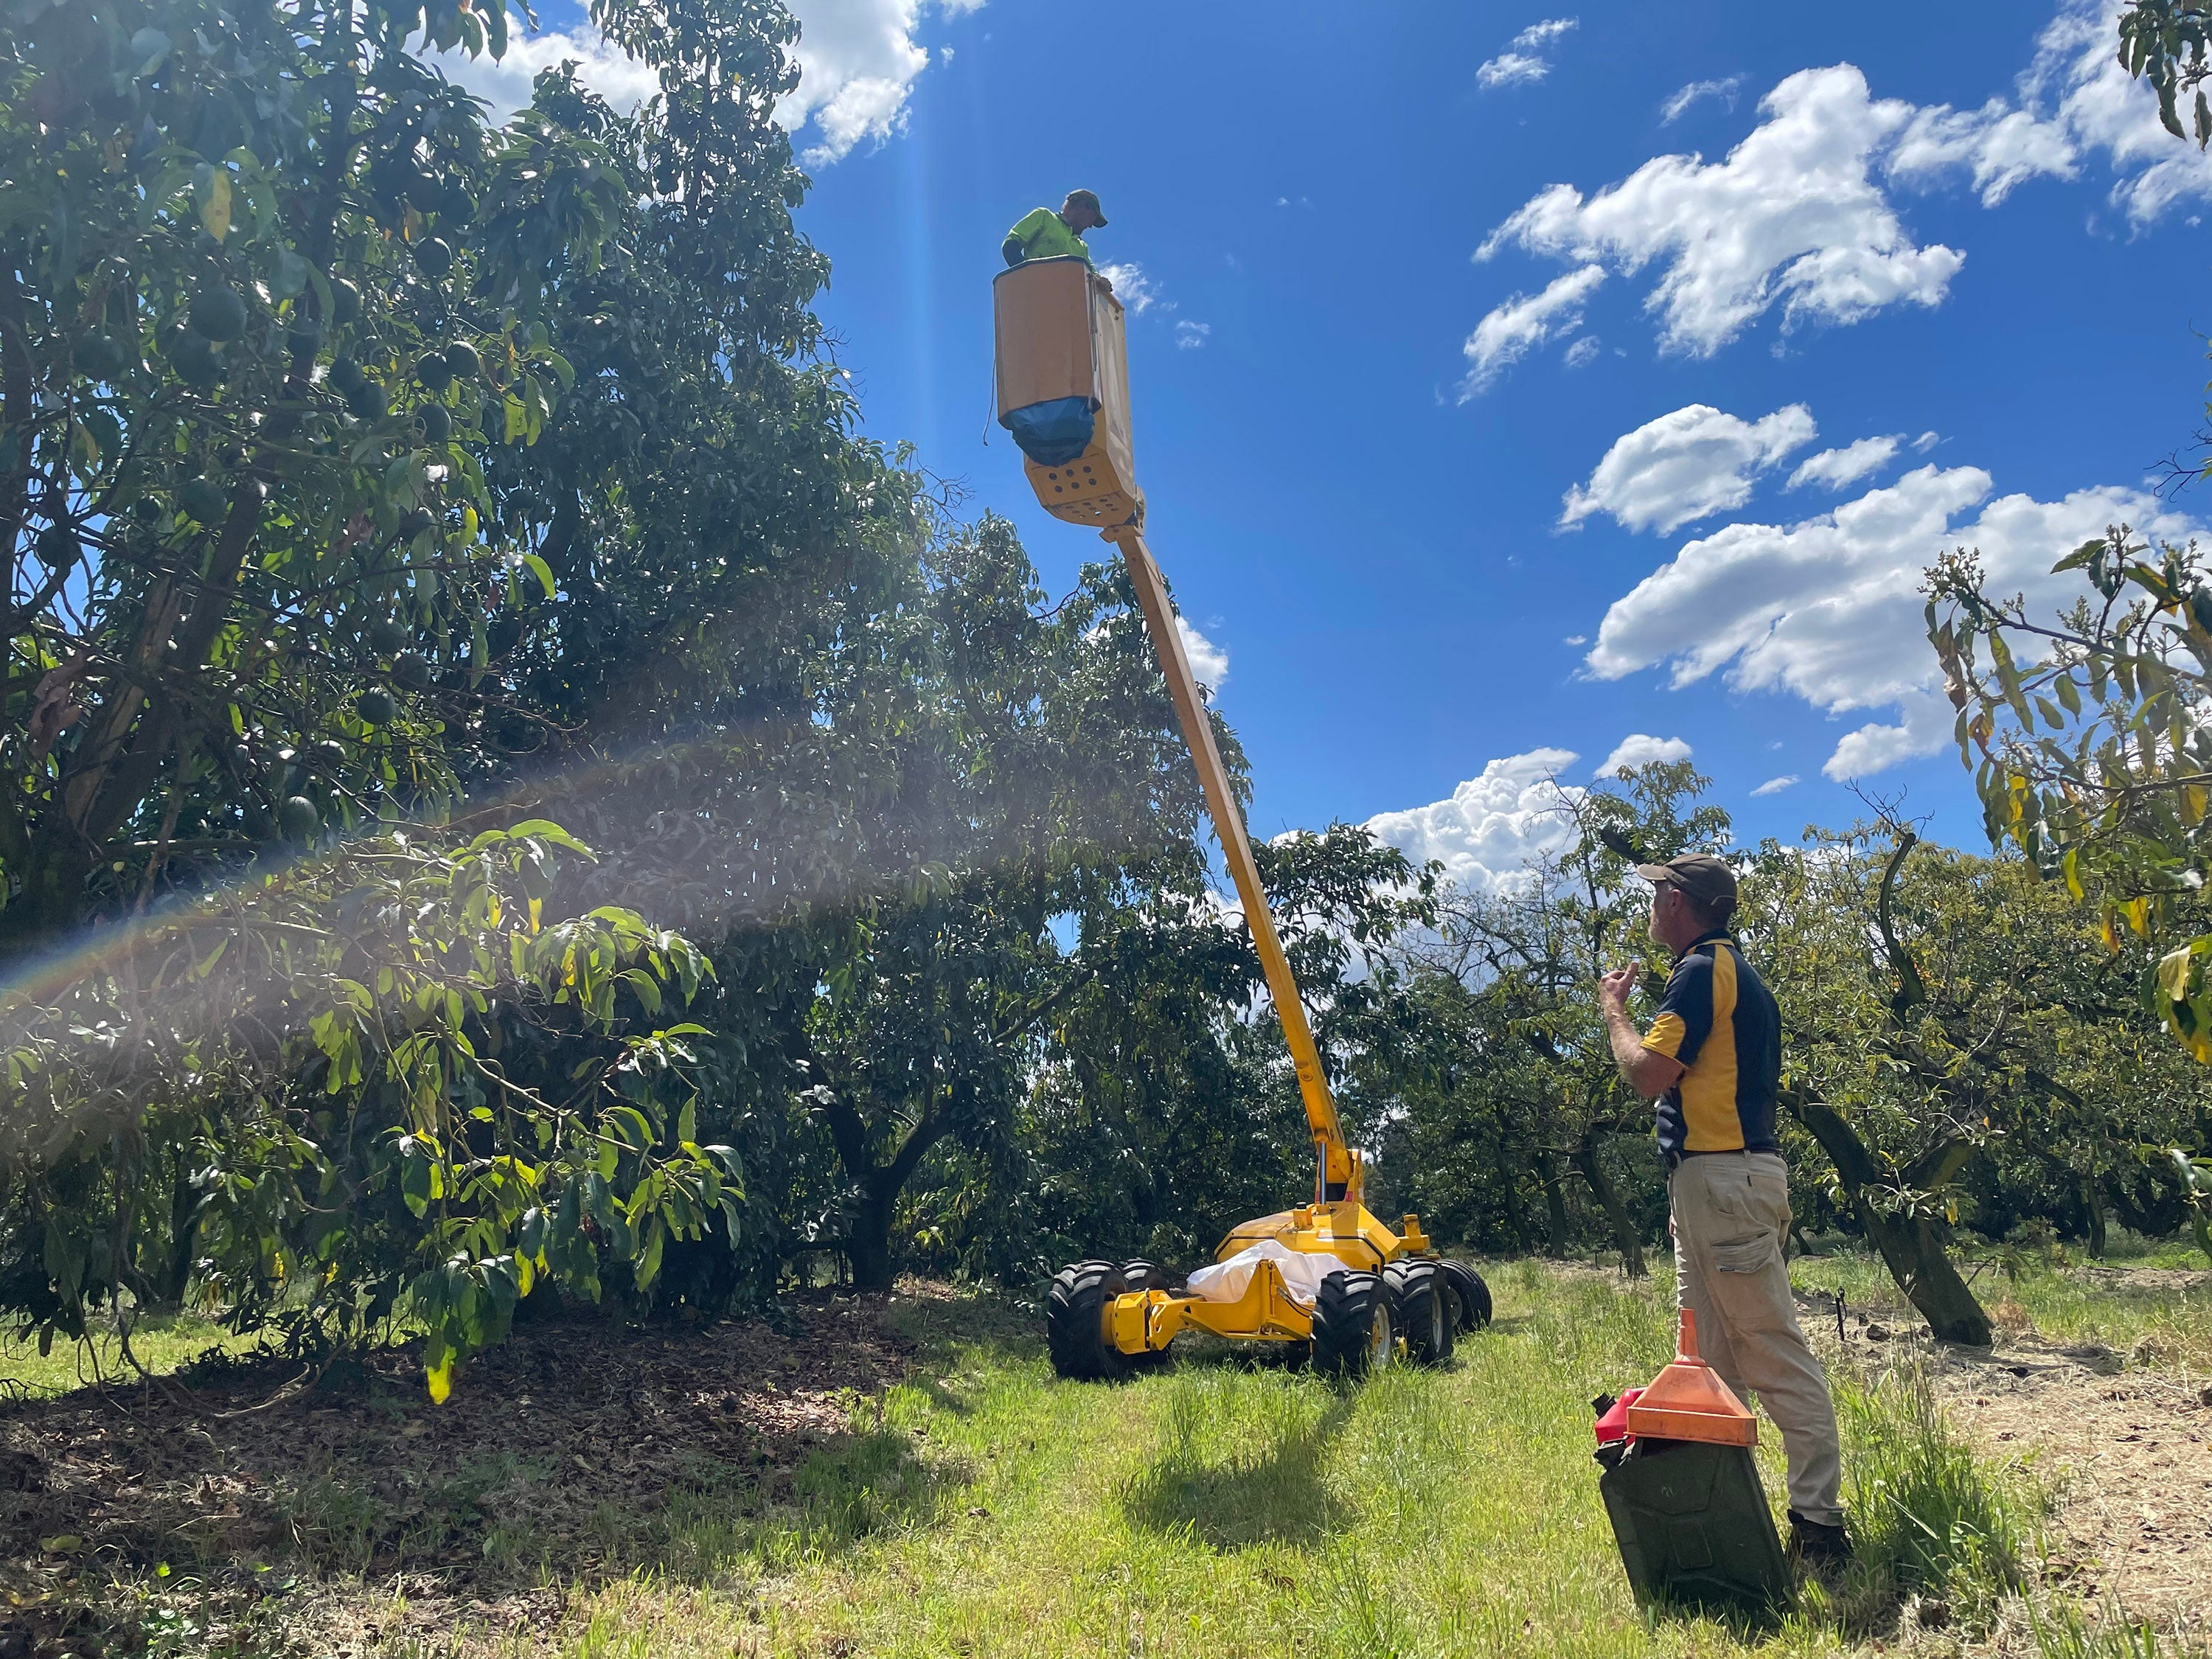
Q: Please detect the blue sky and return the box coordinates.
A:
[445,0,2212,887]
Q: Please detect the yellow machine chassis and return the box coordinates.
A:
[1105,1204,1433,1354]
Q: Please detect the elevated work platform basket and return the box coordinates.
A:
[993,256,1143,532]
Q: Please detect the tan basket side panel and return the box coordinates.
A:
[1089,276,1138,495]
[993,259,1096,420]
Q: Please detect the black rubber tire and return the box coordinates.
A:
[1047,1259,1133,1381]
[1121,1258,1169,1293]
[1119,1259,1172,1367]
[1310,1270,1392,1380]
[1440,1258,1493,1330]
[1385,1259,1455,1366]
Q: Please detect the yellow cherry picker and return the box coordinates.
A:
[992,255,1491,1378]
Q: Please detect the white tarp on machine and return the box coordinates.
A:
[1186,1240,1338,1311]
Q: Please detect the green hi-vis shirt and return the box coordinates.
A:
[1640,931,1781,1158]
[1005,207,1094,268]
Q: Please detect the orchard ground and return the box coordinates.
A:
[2,1248,2208,1659]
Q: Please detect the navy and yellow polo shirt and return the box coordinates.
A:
[1641,931,1781,1158]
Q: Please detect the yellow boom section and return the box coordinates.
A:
[1113,528,1355,1202]
[992,254,1355,1203]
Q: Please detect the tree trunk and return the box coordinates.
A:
[153,1146,199,1308]
[1537,1151,1572,1257]
[809,1074,950,1295]
[848,1186,897,1293]
[2084,1171,2107,1259]
[1495,1140,1535,1253]
[1788,1091,1993,1346]
[1572,1133,1646,1278]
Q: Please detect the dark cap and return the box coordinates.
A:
[1064,188,1107,226]
[1635,853,1738,922]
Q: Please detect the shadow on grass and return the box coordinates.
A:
[661,1422,952,1574]
[1119,1380,1353,1550]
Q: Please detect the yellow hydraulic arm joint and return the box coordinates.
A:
[1110,528,1357,1207]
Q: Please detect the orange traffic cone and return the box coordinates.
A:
[1624,1309,1758,1447]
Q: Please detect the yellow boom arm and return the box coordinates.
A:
[1111,528,1357,1203]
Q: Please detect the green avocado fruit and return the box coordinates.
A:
[35,523,77,568]
[279,796,321,842]
[413,237,453,279]
[417,353,453,394]
[444,340,482,381]
[170,331,223,388]
[356,688,397,726]
[331,277,361,324]
[417,402,452,444]
[178,476,229,523]
[72,332,128,381]
[391,654,431,691]
[189,285,248,342]
[346,380,387,420]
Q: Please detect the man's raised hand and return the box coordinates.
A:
[1598,961,1642,1012]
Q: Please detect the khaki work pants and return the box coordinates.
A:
[1669,1150,1844,1526]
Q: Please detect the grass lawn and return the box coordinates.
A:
[0,1308,262,1400]
[10,1254,2205,1658]
[541,1263,2054,1659]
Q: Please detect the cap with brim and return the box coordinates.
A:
[1635,853,1738,921]
[1066,189,1106,225]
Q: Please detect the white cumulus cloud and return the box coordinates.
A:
[1096,262,1158,316]
[1561,403,1816,535]
[1478,17,1576,90]
[1891,1,2212,223]
[1478,66,1964,358]
[1662,76,1742,124]
[1511,17,1580,49]
[1174,319,1212,350]
[1750,774,1799,796]
[1597,734,1693,777]
[1178,616,1227,690]
[1787,434,1902,492]
[421,28,659,120]
[427,0,978,164]
[1363,751,1580,892]
[1460,265,1605,397]
[1470,7,2212,375]
[1583,464,2199,780]
[1478,52,1550,89]
[777,0,939,165]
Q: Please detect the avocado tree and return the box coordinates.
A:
[1926,532,2212,1258]
[0,0,636,953]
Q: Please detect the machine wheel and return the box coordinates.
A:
[1121,1258,1169,1293]
[1047,1259,1133,1381]
[1385,1259,1454,1366]
[1119,1259,1172,1368]
[1440,1258,1493,1330]
[1310,1270,1392,1380]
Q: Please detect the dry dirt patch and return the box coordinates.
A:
[1799,1289,2212,1625]
[0,1289,923,1658]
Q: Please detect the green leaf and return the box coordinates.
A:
[192,164,232,240]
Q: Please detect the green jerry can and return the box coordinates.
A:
[1596,1434,1793,1615]
[1592,1310,1794,1616]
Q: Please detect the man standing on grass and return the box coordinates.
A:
[1596,852,1851,1566]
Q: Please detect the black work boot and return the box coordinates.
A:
[1787,1509,1852,1567]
